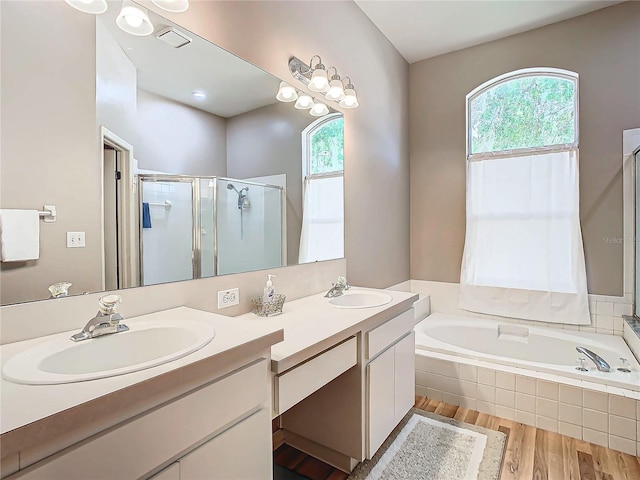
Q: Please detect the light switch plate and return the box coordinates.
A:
[217,288,239,309]
[66,232,86,248]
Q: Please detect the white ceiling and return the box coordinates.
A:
[354,0,625,63]
[99,5,280,118]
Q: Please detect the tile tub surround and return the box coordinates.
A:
[415,351,640,457]
[393,279,633,337]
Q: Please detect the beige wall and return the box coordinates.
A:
[409,2,640,296]
[142,0,411,288]
[0,1,102,304]
[227,102,314,266]
[135,90,228,176]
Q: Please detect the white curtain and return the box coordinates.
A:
[298,175,344,263]
[460,150,590,325]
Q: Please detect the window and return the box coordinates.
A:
[460,68,590,325]
[298,115,344,263]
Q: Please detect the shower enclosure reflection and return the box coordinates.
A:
[131,176,284,287]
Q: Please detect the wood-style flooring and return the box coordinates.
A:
[273,395,640,480]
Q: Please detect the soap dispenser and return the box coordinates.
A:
[263,274,276,303]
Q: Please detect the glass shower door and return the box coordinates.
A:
[216,178,284,275]
[139,177,195,286]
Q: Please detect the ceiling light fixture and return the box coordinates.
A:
[116,0,154,36]
[151,0,190,13]
[275,82,298,102]
[64,0,108,15]
[192,91,207,99]
[287,56,359,109]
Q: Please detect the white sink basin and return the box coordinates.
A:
[328,291,392,308]
[2,319,215,385]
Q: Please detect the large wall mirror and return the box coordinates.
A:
[0,1,344,306]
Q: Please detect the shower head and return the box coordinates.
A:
[227,182,250,209]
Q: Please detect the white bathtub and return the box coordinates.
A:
[415,313,640,392]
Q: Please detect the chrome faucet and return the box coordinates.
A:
[71,294,129,342]
[324,276,350,298]
[576,346,611,372]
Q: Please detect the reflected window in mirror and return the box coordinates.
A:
[299,115,344,263]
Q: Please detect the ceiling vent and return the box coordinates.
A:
[156,27,191,48]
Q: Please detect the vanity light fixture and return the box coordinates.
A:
[294,94,314,110]
[151,0,190,13]
[116,0,154,36]
[339,77,359,109]
[288,56,359,109]
[64,0,108,14]
[309,101,329,117]
[275,82,298,102]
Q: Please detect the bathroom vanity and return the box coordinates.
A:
[0,308,283,479]
[0,287,418,478]
[238,287,419,471]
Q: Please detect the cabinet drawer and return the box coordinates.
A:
[180,409,271,480]
[275,337,357,415]
[366,309,414,359]
[13,359,268,480]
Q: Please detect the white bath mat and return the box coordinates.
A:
[348,409,506,480]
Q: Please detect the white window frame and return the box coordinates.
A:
[466,67,579,161]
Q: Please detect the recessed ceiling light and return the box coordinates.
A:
[192,91,207,99]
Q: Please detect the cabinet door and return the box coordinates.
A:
[180,408,271,480]
[366,346,396,458]
[394,332,416,424]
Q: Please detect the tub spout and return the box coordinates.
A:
[576,346,611,372]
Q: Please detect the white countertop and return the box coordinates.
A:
[0,307,283,436]
[236,287,418,373]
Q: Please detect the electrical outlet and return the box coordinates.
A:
[217,288,239,309]
[66,232,86,248]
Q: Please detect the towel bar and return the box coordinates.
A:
[148,200,172,208]
[38,205,56,223]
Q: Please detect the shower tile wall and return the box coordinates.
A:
[416,352,640,456]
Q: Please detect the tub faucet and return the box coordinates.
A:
[325,276,350,298]
[576,346,611,372]
[70,294,129,342]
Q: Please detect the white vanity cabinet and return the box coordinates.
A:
[366,331,415,457]
[365,309,416,458]
[7,359,273,480]
[179,408,271,479]
[278,303,417,472]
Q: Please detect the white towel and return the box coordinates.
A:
[0,209,40,261]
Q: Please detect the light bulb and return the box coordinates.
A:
[325,79,345,102]
[310,101,329,117]
[276,82,298,102]
[151,0,190,13]
[125,15,143,27]
[295,94,314,109]
[309,68,329,93]
[339,86,359,109]
[64,0,108,14]
[116,1,154,36]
